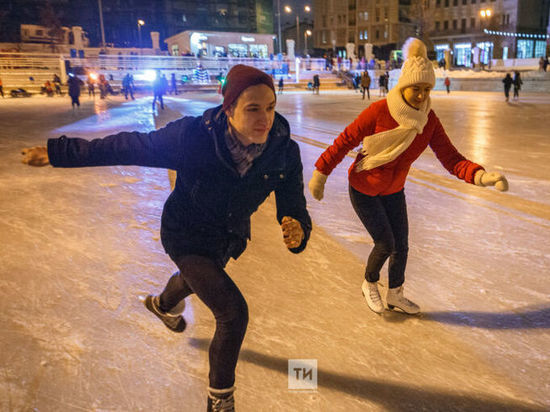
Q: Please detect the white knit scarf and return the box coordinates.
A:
[355,87,431,172]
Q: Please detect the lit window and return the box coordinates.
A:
[534,40,546,57]
[516,39,533,58]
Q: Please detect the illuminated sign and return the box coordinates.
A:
[241,36,255,42]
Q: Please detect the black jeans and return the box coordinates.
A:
[349,185,409,289]
[70,95,80,107]
[158,255,248,390]
[153,93,164,109]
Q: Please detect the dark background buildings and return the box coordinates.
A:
[0,0,274,49]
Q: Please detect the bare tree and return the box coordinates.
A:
[405,0,436,49]
[40,1,65,53]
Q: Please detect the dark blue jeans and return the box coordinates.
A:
[349,185,409,289]
[159,255,248,390]
[152,93,164,109]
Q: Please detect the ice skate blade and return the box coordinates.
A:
[387,304,421,315]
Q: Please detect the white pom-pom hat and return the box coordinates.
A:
[395,37,435,90]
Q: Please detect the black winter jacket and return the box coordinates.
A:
[47,105,312,266]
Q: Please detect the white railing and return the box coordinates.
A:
[0,53,63,71]
[64,55,327,74]
[0,53,328,88]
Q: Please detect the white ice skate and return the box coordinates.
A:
[386,285,420,314]
[361,280,385,314]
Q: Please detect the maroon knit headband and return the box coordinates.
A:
[222,64,275,112]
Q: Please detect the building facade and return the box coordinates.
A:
[313,0,421,59]
[430,0,550,67]
[165,30,275,57]
[19,25,89,48]
[312,0,550,62]
[0,0,273,50]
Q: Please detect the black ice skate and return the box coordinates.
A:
[144,295,186,333]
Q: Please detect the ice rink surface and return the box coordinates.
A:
[1,89,549,411]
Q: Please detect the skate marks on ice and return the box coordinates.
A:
[377,303,550,330]
[187,339,545,412]
[422,304,550,329]
[196,197,548,411]
[329,271,550,330]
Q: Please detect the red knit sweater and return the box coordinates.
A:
[315,99,484,196]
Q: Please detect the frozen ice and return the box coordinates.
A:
[0,90,549,411]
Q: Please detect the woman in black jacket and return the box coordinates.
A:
[21,64,312,411]
[502,73,514,102]
[513,71,523,101]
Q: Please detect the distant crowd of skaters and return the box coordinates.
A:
[29,70,180,110]
[0,60,534,107]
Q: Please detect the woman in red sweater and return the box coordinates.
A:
[309,38,508,315]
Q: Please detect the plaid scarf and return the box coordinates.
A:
[224,127,266,176]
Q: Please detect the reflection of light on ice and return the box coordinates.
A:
[470,103,491,166]
[94,97,109,117]
[54,102,155,134]
[134,70,157,82]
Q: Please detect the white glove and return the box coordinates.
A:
[474,170,509,192]
[308,170,328,201]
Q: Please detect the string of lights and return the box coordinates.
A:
[483,29,549,39]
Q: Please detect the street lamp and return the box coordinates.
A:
[479,9,493,65]
[284,5,311,56]
[137,19,145,55]
[480,9,492,18]
[97,0,106,50]
[304,29,312,56]
[276,0,282,54]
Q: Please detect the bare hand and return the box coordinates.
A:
[281,216,304,249]
[21,146,50,167]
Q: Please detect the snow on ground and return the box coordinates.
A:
[0,90,549,411]
[432,67,550,78]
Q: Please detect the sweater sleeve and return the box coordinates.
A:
[314,103,378,175]
[47,117,196,170]
[429,113,484,184]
